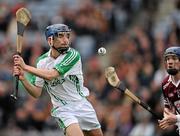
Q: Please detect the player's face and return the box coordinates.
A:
[165,55,179,68]
[165,55,180,75]
[53,32,70,48]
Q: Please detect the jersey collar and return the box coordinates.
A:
[168,75,180,87]
[47,48,71,58]
[48,50,51,57]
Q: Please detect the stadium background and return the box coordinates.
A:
[0,0,180,135]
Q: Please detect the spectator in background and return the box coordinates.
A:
[129,105,155,136]
[0,3,12,32]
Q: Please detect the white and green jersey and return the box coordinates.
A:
[30,48,89,107]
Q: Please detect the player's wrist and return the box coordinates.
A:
[19,75,26,82]
[20,78,25,82]
[23,64,28,71]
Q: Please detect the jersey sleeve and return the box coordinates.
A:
[30,53,49,87]
[30,63,45,88]
[54,49,80,76]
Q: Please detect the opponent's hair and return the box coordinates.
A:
[45,24,71,39]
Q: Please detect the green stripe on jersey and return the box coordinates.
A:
[51,106,59,114]
[58,119,66,129]
[30,52,49,85]
[54,49,80,75]
[69,75,84,97]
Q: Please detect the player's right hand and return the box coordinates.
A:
[13,65,25,81]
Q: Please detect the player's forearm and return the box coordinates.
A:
[24,65,59,80]
[21,78,42,98]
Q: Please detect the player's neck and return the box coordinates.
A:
[50,50,60,59]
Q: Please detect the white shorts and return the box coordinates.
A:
[51,98,101,131]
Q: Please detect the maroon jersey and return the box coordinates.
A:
[162,75,180,113]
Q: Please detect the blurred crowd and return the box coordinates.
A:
[0,0,180,136]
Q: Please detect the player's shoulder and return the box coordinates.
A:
[66,48,81,57]
[162,76,170,85]
[68,47,80,54]
[36,51,49,65]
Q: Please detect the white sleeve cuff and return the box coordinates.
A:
[176,115,180,123]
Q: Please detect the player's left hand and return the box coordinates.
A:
[158,110,177,129]
[13,55,26,70]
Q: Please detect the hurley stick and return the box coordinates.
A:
[11,8,31,100]
[105,66,162,120]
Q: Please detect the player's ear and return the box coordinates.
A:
[47,36,54,46]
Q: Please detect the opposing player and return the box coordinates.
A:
[13,24,103,136]
[158,46,180,134]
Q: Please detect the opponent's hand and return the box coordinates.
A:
[13,55,26,70]
[158,110,177,129]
